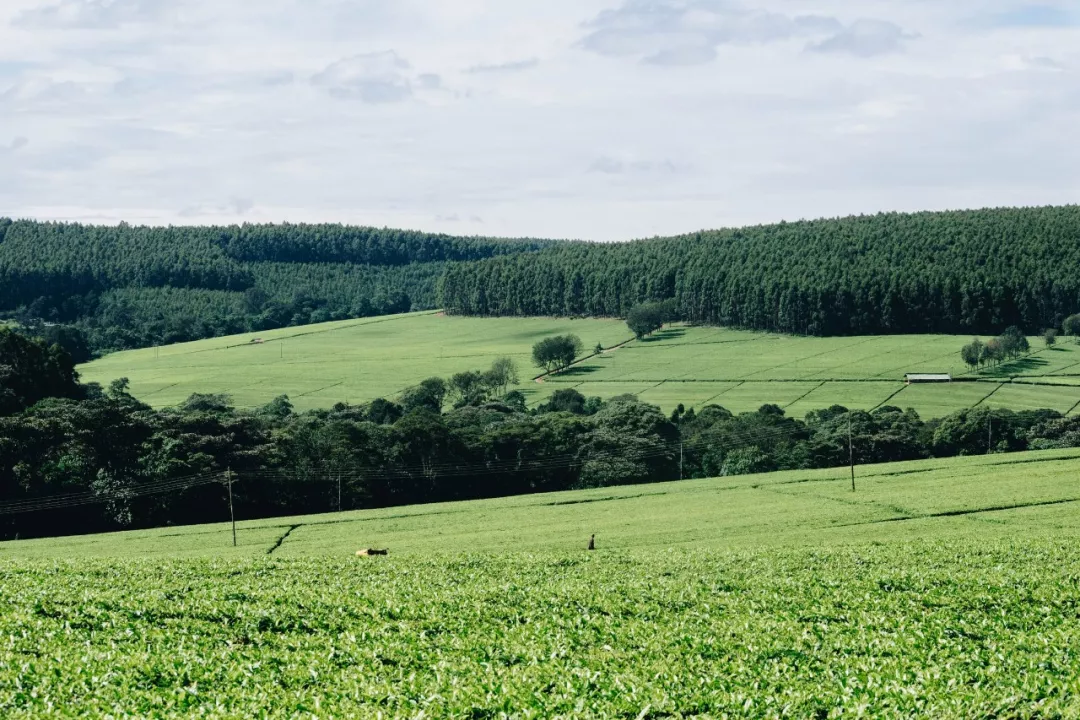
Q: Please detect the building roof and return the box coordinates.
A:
[905,373,952,381]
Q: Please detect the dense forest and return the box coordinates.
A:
[441,206,1080,336]
[3,328,1079,541]
[0,218,552,355]
[7,206,1080,359]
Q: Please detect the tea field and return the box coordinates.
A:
[78,312,1080,418]
[3,450,1080,716]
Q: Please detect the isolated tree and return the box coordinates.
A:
[961,339,984,370]
[1064,314,1080,342]
[532,335,583,374]
[625,302,666,340]
[594,342,604,355]
[1043,329,1058,348]
[485,357,519,397]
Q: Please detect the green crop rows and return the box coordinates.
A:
[4,543,1080,718]
[78,312,1080,417]
[4,450,1080,716]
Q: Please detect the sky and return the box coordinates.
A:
[0,0,1077,241]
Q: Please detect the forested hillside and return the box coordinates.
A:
[441,206,1080,336]
[0,219,551,355]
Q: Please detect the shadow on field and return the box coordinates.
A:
[980,356,1050,376]
[557,365,602,377]
[640,328,687,343]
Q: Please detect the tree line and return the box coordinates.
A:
[4,327,1080,541]
[440,206,1080,336]
[0,219,551,355]
[959,315,1080,370]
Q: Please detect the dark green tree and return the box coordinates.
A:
[961,339,984,370]
[531,335,583,374]
[625,302,667,340]
[0,328,82,415]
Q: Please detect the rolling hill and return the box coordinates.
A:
[78,311,1080,417]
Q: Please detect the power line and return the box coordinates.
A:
[0,417,827,519]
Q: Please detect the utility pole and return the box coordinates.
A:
[679,441,684,480]
[848,413,855,492]
[988,415,993,455]
[337,473,342,512]
[225,467,236,547]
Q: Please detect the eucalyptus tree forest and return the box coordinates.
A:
[440,206,1080,336]
[0,219,551,354]
[5,206,1080,358]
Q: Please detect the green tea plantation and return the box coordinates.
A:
[3,450,1080,717]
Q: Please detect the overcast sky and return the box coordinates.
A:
[1,0,1077,241]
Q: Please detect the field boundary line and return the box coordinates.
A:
[161,312,438,360]
[267,524,301,554]
[871,384,909,412]
[531,334,637,382]
[873,338,965,379]
[740,336,878,381]
[783,381,827,409]
[296,382,344,399]
[701,381,744,406]
[972,383,1005,408]
[830,497,1080,529]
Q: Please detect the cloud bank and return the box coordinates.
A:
[0,0,1077,241]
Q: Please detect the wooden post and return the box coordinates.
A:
[226,468,236,547]
[848,413,855,492]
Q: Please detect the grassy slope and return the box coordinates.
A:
[5,448,1080,559]
[3,452,1080,717]
[79,312,1080,416]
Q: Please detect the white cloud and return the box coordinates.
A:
[578,0,844,65]
[807,19,917,58]
[15,0,172,29]
[311,51,417,103]
[0,0,1078,240]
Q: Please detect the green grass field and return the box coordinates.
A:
[3,450,1080,717]
[78,312,1080,417]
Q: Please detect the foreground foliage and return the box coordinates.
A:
[2,541,1079,718]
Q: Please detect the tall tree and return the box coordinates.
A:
[0,328,82,415]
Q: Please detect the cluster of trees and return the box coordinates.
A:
[960,327,1032,369]
[0,219,550,355]
[532,335,584,374]
[441,206,1080,336]
[398,358,522,413]
[6,328,1080,541]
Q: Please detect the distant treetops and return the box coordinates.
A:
[441,205,1080,337]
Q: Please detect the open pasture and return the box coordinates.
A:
[3,450,1080,717]
[79,312,1080,417]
